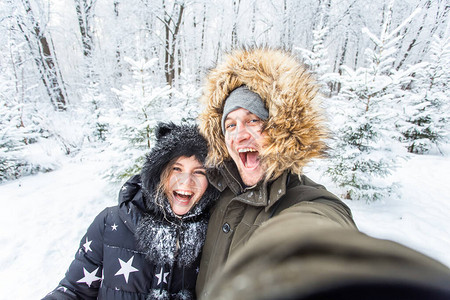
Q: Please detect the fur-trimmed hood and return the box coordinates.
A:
[199,47,328,180]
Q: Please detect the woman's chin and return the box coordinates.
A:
[171,203,192,216]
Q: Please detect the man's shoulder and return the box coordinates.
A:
[271,173,355,224]
[285,173,338,201]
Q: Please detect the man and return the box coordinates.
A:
[197,48,450,299]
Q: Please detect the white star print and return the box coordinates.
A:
[115,256,139,283]
[121,185,127,191]
[77,267,101,287]
[155,267,169,286]
[83,237,92,253]
[57,287,67,292]
[111,223,118,231]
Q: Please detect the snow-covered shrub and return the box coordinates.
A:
[398,35,450,154]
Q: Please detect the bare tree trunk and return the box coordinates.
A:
[231,0,241,48]
[194,2,207,83]
[396,1,430,70]
[335,31,349,94]
[419,1,449,58]
[113,0,122,78]
[74,0,96,58]
[18,0,67,110]
[162,0,185,87]
[251,2,256,39]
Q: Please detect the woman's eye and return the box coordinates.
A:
[173,167,182,172]
[194,170,206,176]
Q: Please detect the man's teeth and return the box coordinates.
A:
[238,148,257,153]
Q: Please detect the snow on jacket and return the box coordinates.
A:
[196,48,450,299]
[43,123,219,300]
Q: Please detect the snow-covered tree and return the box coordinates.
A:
[399,35,450,153]
[104,57,172,181]
[296,25,330,77]
[326,69,402,202]
[326,2,418,202]
[0,72,50,181]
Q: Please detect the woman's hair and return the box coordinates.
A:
[154,156,179,209]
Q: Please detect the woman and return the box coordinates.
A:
[43,122,218,300]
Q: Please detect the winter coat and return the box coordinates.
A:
[195,47,450,299]
[196,162,357,297]
[43,123,219,300]
[195,48,357,296]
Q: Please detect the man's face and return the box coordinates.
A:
[224,108,266,186]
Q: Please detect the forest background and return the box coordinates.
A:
[1,0,449,199]
[0,0,449,297]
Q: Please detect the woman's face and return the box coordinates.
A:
[165,156,208,216]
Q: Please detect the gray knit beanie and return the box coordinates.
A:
[221,86,269,134]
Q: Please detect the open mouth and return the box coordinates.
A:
[173,190,194,204]
[238,148,260,169]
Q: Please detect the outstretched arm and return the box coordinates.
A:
[203,203,450,300]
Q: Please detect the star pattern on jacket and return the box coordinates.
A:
[155,267,169,286]
[111,223,118,231]
[115,256,139,283]
[83,237,92,253]
[77,267,101,287]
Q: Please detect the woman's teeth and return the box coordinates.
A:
[174,190,193,201]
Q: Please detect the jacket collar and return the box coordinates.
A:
[208,160,289,212]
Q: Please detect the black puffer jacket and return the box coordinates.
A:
[43,123,218,300]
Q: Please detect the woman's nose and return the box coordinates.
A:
[177,173,196,186]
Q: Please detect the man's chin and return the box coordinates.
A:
[239,166,265,186]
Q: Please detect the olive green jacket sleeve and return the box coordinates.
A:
[202,206,450,300]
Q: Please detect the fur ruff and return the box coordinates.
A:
[136,192,209,268]
[147,289,193,300]
[199,47,328,180]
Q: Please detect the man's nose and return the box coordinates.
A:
[235,124,251,143]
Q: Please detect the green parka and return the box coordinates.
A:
[197,48,450,299]
[196,162,357,297]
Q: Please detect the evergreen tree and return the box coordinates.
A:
[104,57,172,181]
[296,25,330,78]
[399,35,450,154]
[0,73,46,181]
[326,3,417,202]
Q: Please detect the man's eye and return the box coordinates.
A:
[249,119,261,124]
[226,123,236,130]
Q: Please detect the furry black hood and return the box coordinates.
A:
[137,122,218,271]
[140,122,217,220]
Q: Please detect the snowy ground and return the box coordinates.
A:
[1,147,449,299]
